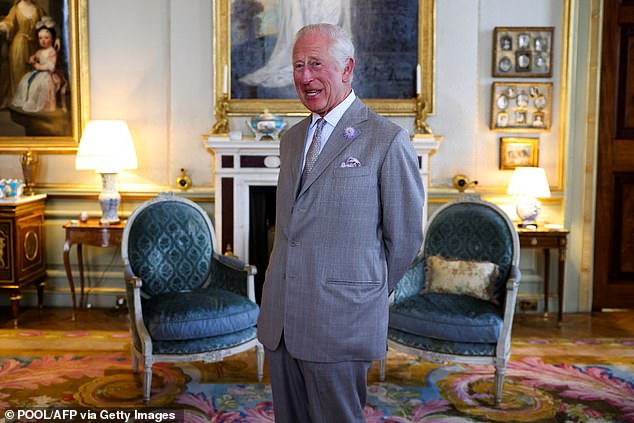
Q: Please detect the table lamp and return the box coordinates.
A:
[507,166,551,228]
[75,120,137,224]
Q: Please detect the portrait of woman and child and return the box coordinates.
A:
[0,0,69,136]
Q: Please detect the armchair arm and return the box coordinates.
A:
[217,253,257,275]
[125,275,153,357]
[506,265,521,291]
[123,265,136,284]
[496,264,521,359]
[210,253,258,303]
[392,256,426,304]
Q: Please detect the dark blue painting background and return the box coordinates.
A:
[230,0,419,100]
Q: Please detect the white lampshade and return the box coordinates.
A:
[507,167,551,198]
[75,120,137,224]
[507,167,551,227]
[76,120,137,173]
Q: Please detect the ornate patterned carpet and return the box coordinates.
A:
[1,330,633,422]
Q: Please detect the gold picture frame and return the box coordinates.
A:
[499,137,539,170]
[213,0,435,117]
[0,0,89,153]
[490,82,552,132]
[492,26,554,78]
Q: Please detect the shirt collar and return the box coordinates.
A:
[310,90,357,128]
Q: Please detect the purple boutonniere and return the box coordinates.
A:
[343,127,359,141]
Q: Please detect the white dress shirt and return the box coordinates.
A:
[301,90,357,170]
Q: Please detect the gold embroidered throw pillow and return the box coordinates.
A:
[422,255,499,304]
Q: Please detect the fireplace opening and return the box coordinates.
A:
[249,186,276,304]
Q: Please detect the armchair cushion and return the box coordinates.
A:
[153,327,258,355]
[143,287,259,341]
[389,293,503,343]
[423,255,499,304]
[388,328,496,356]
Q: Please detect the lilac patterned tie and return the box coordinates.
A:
[300,118,326,187]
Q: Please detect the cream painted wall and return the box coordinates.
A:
[84,0,214,191]
[429,0,563,198]
[0,0,600,315]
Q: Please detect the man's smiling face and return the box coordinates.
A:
[292,31,354,117]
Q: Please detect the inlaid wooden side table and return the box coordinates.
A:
[62,218,126,319]
[517,227,569,326]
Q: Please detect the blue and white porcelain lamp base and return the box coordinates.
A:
[515,196,541,228]
[98,172,121,224]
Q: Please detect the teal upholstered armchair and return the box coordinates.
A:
[122,193,263,402]
[381,196,521,406]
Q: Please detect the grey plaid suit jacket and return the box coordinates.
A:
[257,98,424,362]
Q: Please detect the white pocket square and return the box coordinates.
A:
[340,156,361,167]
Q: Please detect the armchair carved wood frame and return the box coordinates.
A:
[380,196,521,406]
[122,193,264,402]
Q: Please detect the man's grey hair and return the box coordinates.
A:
[294,23,355,76]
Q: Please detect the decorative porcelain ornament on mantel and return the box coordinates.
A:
[247,110,288,142]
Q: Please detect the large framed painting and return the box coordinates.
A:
[0,0,89,152]
[214,0,435,116]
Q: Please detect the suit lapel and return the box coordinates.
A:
[290,117,311,197]
[297,99,369,197]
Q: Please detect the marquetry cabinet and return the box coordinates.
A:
[0,194,47,327]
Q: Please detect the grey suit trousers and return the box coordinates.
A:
[266,336,372,423]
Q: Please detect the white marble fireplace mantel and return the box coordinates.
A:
[206,134,441,260]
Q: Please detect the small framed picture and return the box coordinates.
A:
[500,35,513,50]
[499,137,540,170]
[492,27,554,77]
[517,33,531,49]
[496,112,509,127]
[490,82,553,131]
[515,52,531,72]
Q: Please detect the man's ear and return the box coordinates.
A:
[342,57,355,83]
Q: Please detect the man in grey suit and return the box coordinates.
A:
[257,23,424,422]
